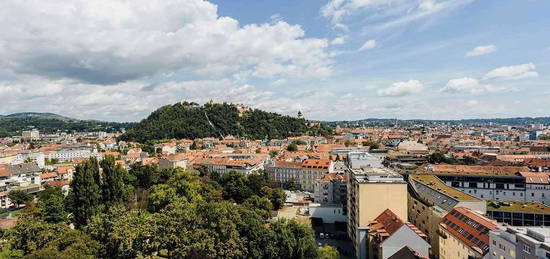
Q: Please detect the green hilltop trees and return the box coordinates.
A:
[119,102,333,142]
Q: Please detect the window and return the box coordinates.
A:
[523,244,531,254]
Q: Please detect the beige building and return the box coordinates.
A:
[347,167,408,259]
[439,207,498,259]
[408,174,486,258]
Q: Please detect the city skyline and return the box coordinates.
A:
[1,0,549,122]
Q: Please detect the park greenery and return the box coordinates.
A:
[0,156,334,258]
[119,102,333,142]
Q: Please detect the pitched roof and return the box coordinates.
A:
[519,172,550,184]
[302,159,331,169]
[440,207,499,255]
[369,209,426,243]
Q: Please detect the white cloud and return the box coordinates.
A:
[0,0,332,84]
[359,40,376,51]
[483,63,538,80]
[377,80,423,96]
[442,77,497,94]
[331,36,347,45]
[321,0,475,29]
[466,45,496,57]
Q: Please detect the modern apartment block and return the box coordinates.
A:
[418,164,550,204]
[489,226,550,259]
[408,174,486,257]
[347,167,407,259]
[486,200,550,226]
[439,207,499,259]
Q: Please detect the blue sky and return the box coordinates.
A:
[0,0,548,121]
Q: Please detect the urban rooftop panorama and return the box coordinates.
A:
[1,0,550,258]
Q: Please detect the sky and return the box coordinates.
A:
[0,0,549,122]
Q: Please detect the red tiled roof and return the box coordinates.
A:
[44,181,70,187]
[40,172,58,179]
[316,173,347,183]
[369,209,426,243]
[302,159,331,169]
[440,207,498,255]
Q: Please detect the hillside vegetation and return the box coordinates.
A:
[119,102,333,142]
[0,114,135,138]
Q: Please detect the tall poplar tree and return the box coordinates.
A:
[70,157,101,227]
[100,155,125,206]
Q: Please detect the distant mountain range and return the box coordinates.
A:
[0,112,136,138]
[1,112,75,121]
[324,117,550,127]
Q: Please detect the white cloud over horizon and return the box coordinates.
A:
[377,80,423,97]
[483,63,539,81]
[359,40,377,51]
[466,45,496,56]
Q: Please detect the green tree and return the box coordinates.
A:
[6,217,99,257]
[243,195,273,219]
[38,186,67,223]
[318,245,339,259]
[287,143,298,152]
[219,171,253,203]
[362,140,379,149]
[101,155,126,206]
[154,201,247,258]
[85,205,156,258]
[70,158,101,227]
[283,178,299,191]
[269,219,318,259]
[8,190,33,208]
[269,188,287,210]
[147,184,178,212]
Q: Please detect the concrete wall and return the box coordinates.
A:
[381,226,430,259]
[309,206,347,223]
[358,183,408,226]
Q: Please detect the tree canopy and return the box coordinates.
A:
[1,157,312,259]
[119,102,333,142]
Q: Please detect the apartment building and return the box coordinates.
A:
[300,159,333,192]
[490,226,550,259]
[519,171,550,205]
[368,209,430,259]
[314,173,346,206]
[439,207,499,259]
[419,164,539,202]
[408,174,486,257]
[486,200,550,226]
[266,160,302,187]
[0,163,42,208]
[347,167,407,259]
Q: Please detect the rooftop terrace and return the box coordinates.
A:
[487,200,550,214]
[410,174,480,201]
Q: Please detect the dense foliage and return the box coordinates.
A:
[0,113,134,138]
[119,102,333,142]
[0,157,328,258]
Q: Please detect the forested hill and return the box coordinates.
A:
[119,102,333,142]
[0,113,135,138]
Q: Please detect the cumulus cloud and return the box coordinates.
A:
[359,40,377,51]
[483,63,538,80]
[0,0,332,84]
[331,36,347,45]
[442,77,497,94]
[466,45,496,57]
[377,80,423,96]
